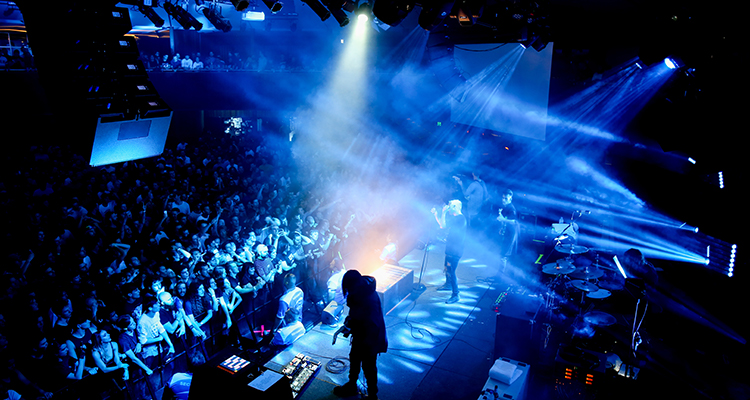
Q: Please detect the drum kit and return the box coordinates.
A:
[542,243,620,327]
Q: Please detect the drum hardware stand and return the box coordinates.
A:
[545,210,589,265]
[631,299,648,357]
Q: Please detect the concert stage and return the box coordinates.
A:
[256,234,747,400]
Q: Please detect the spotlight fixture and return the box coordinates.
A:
[301,0,331,21]
[163,1,203,30]
[139,5,165,28]
[330,7,350,26]
[262,0,284,13]
[372,0,414,26]
[520,35,548,52]
[664,56,684,70]
[242,9,266,21]
[355,2,372,22]
[324,0,349,27]
[531,35,549,52]
[197,1,232,32]
[231,0,250,11]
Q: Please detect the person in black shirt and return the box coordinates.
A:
[496,189,520,272]
[332,270,387,400]
[431,199,467,304]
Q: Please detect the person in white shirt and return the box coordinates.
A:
[137,297,175,387]
[192,56,204,70]
[180,55,193,69]
[271,273,305,345]
[325,258,347,325]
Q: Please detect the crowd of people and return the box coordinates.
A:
[0,46,34,70]
[0,126,384,399]
[0,45,309,73]
[139,50,306,72]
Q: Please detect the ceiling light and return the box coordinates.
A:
[301,0,331,21]
[163,1,203,30]
[139,5,164,27]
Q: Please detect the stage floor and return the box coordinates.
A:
[257,232,749,400]
[262,235,558,400]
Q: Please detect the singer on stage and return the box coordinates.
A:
[432,199,467,304]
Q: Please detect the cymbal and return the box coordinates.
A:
[586,288,612,299]
[555,244,589,255]
[570,267,604,280]
[570,280,599,292]
[542,260,576,275]
[584,311,616,326]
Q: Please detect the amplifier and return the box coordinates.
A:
[554,346,607,399]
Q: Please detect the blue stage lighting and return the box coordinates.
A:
[356,1,372,22]
[664,57,685,70]
[242,10,265,21]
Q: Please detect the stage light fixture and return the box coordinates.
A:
[323,0,349,27]
[242,9,266,21]
[139,5,164,27]
[330,7,350,26]
[356,2,371,22]
[163,1,203,30]
[262,0,284,13]
[197,1,232,32]
[664,56,684,70]
[372,0,414,26]
[520,35,537,50]
[231,0,250,11]
[531,36,548,52]
[301,0,331,21]
[418,0,454,31]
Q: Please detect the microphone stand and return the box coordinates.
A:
[414,237,430,292]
